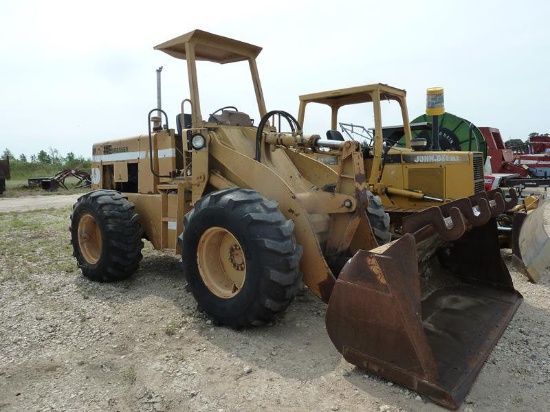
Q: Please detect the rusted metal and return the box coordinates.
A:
[0,155,10,180]
[0,155,10,195]
[439,197,491,226]
[401,205,467,241]
[401,189,516,237]
[468,189,505,217]
[29,169,91,191]
[499,187,519,211]
[326,222,522,410]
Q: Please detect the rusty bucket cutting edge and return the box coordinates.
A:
[325,233,523,410]
[512,198,550,283]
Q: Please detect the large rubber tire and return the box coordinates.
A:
[366,190,391,244]
[70,190,144,282]
[180,188,303,329]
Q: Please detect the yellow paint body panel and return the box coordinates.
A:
[297,84,485,213]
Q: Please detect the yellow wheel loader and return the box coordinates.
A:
[296,85,550,283]
[70,29,522,410]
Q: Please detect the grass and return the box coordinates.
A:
[0,206,77,283]
[165,319,181,336]
[0,189,158,287]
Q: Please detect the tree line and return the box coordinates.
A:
[2,148,92,180]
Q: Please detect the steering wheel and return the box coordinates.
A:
[255,110,302,161]
[210,106,239,116]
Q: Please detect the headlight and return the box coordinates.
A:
[191,134,206,150]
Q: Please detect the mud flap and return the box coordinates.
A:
[511,199,550,283]
[325,190,523,410]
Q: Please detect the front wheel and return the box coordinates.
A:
[70,190,144,281]
[180,188,303,328]
[366,190,391,244]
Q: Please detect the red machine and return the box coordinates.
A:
[479,127,530,177]
[515,134,550,178]
[526,134,550,154]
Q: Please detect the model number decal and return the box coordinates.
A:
[104,145,129,154]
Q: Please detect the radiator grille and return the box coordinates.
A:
[473,153,485,193]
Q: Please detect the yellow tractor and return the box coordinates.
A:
[297,85,550,283]
[297,84,504,229]
[71,29,522,410]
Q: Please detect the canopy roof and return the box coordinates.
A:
[154,29,262,64]
[299,84,406,107]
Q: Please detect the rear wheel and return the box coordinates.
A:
[70,190,144,281]
[180,188,303,328]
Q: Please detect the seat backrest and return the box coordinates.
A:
[176,113,192,136]
[326,130,345,141]
[209,110,253,126]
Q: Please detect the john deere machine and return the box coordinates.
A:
[71,29,523,410]
[297,86,549,283]
[297,84,489,236]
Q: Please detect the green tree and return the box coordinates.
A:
[19,153,27,163]
[63,152,89,170]
[48,147,65,169]
[66,152,76,164]
[48,147,63,166]
[2,148,14,160]
[505,139,523,148]
[37,150,51,164]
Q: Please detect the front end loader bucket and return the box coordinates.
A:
[511,198,550,283]
[325,189,522,410]
[41,179,59,191]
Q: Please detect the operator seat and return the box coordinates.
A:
[176,113,192,136]
[176,113,194,149]
[326,130,345,141]
[175,113,193,172]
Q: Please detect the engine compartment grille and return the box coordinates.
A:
[473,153,485,193]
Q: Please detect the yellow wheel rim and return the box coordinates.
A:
[197,227,246,298]
[77,213,102,264]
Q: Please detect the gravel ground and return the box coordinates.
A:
[0,195,549,412]
[0,194,81,213]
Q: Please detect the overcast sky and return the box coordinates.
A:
[1,0,548,159]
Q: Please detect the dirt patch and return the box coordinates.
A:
[0,194,82,213]
[0,196,549,412]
